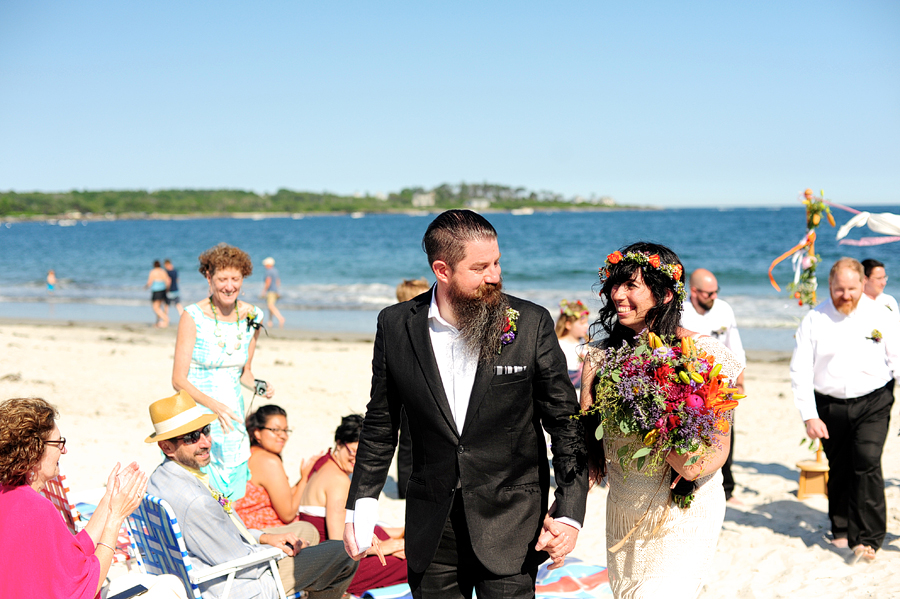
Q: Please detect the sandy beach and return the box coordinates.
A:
[1,321,898,598]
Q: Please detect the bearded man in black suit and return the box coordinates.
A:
[343,210,589,598]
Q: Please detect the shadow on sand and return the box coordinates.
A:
[725,500,899,557]
[733,460,799,483]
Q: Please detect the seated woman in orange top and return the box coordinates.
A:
[299,414,407,596]
[234,405,319,531]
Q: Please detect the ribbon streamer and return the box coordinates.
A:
[836,211,900,246]
[768,231,815,292]
[839,236,900,247]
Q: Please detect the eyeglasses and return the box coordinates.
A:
[175,425,212,445]
[44,438,66,450]
[261,427,293,436]
[696,288,719,298]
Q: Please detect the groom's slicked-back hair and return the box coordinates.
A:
[422,210,498,269]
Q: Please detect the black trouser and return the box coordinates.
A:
[409,492,538,599]
[815,383,894,550]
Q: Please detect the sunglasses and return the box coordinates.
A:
[175,424,212,445]
[45,437,67,450]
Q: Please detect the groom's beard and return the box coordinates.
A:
[447,278,509,363]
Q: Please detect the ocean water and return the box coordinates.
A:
[2,206,898,349]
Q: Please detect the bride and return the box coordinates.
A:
[580,242,743,599]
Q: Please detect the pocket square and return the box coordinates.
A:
[495,365,527,375]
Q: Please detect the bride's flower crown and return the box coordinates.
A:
[559,299,589,320]
[599,251,686,303]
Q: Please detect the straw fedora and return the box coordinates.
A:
[145,390,217,443]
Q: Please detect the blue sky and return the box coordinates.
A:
[1,1,897,206]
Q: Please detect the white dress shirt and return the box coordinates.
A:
[874,292,900,317]
[427,288,480,435]
[790,294,900,421]
[680,298,746,367]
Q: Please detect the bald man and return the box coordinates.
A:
[681,268,746,504]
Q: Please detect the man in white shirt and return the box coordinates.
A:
[343,210,588,598]
[862,258,900,316]
[681,268,745,503]
[790,258,898,562]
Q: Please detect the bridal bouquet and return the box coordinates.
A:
[582,330,744,505]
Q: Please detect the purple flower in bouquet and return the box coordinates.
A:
[581,330,743,476]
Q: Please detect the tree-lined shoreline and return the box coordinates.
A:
[0,182,631,219]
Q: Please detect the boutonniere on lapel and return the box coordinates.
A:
[499,308,520,352]
[210,488,234,514]
[867,329,883,343]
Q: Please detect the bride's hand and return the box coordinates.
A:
[666,449,703,481]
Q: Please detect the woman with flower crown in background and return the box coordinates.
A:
[172,243,275,501]
[580,241,744,599]
[556,299,591,388]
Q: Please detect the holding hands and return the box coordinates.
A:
[535,503,580,570]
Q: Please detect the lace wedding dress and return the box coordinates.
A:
[585,336,743,599]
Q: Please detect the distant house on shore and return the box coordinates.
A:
[412,192,435,207]
[466,198,491,210]
[574,195,616,206]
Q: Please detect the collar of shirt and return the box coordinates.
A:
[173,460,211,489]
[822,294,869,320]
[428,287,478,434]
[171,460,258,544]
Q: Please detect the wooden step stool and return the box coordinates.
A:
[796,448,829,500]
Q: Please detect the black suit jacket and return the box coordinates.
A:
[347,290,588,575]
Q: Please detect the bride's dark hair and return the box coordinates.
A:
[592,241,685,348]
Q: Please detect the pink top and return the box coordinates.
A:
[0,484,101,599]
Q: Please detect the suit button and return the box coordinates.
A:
[457,445,465,454]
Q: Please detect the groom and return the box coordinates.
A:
[343,210,589,598]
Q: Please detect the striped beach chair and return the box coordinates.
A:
[39,472,79,532]
[127,494,292,599]
[39,471,138,567]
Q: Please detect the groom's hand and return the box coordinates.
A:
[342,522,366,561]
[535,515,579,570]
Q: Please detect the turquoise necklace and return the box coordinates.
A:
[209,297,244,355]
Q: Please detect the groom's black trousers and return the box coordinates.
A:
[408,491,539,599]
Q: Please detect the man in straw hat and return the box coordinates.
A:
[146,390,357,598]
